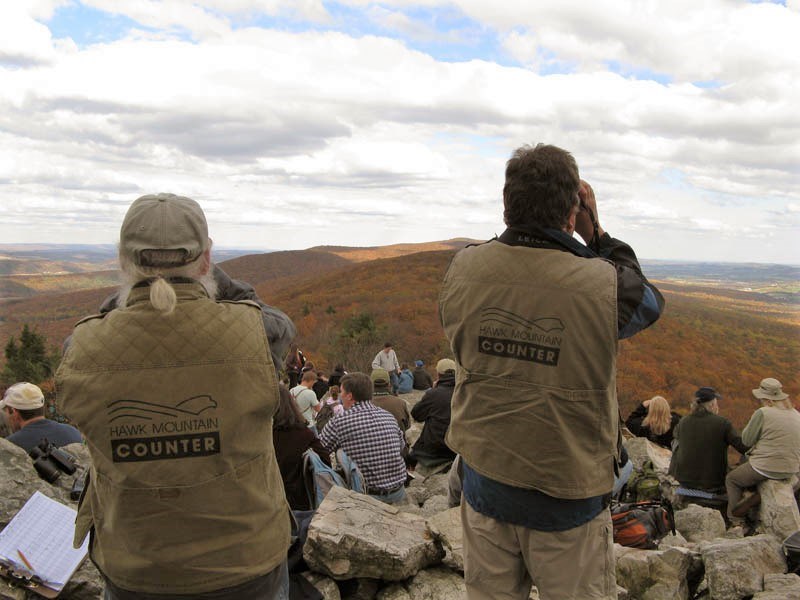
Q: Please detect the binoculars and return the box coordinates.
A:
[28,439,77,483]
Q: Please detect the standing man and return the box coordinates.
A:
[440,144,664,599]
[57,193,295,599]
[2,382,82,451]
[372,342,401,394]
[319,372,408,504]
[291,370,321,427]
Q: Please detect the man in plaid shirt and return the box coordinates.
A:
[319,372,408,504]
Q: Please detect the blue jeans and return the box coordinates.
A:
[369,486,407,505]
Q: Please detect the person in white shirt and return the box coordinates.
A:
[372,342,401,393]
[290,370,320,427]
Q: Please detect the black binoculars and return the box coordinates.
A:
[28,439,77,483]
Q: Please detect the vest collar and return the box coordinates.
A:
[126,278,210,306]
[496,226,598,259]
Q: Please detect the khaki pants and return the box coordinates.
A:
[462,501,615,600]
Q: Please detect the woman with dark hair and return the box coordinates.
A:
[273,384,331,510]
[284,345,305,388]
[328,364,346,388]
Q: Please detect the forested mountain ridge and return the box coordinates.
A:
[1,242,797,432]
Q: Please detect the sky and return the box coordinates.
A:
[1,1,798,264]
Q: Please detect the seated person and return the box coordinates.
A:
[370,368,411,432]
[669,387,748,498]
[273,384,331,511]
[726,378,800,523]
[2,382,82,452]
[625,395,681,449]
[408,358,457,468]
[319,373,408,505]
[396,364,414,394]
[412,360,433,390]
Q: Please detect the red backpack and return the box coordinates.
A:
[611,500,675,550]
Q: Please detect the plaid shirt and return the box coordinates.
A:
[319,401,407,492]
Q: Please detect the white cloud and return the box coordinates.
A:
[0,1,798,264]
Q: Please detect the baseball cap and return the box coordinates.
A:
[695,387,721,403]
[752,378,788,401]
[371,368,390,386]
[1,382,45,410]
[120,194,208,267]
[436,358,456,374]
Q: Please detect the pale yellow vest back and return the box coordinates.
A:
[440,241,619,499]
[57,283,290,594]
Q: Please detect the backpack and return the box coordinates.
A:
[624,459,662,502]
[302,448,365,509]
[611,499,676,550]
[315,402,337,433]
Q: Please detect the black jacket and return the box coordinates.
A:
[625,402,681,449]
[411,374,456,460]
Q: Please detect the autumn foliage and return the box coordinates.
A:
[1,244,797,433]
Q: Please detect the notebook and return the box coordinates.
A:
[0,491,89,598]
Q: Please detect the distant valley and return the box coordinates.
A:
[1,242,797,432]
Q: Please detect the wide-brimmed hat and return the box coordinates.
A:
[695,387,721,403]
[0,382,45,410]
[752,378,788,401]
[120,193,208,267]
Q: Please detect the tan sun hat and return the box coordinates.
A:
[752,378,788,401]
[0,382,45,410]
[436,358,456,374]
[120,193,208,267]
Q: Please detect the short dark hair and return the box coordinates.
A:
[503,144,580,230]
[16,406,45,420]
[341,372,372,403]
[383,342,392,348]
[273,384,307,429]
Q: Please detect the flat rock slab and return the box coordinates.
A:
[304,486,444,581]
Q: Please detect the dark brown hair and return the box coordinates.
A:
[503,143,580,230]
[273,384,308,429]
[341,372,372,403]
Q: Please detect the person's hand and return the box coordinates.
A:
[642,398,652,409]
[574,180,605,244]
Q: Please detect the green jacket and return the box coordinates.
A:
[440,240,619,499]
[57,282,290,594]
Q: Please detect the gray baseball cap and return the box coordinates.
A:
[120,193,208,267]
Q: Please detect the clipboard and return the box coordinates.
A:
[0,562,59,598]
[0,491,89,598]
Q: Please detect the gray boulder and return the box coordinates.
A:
[426,506,464,571]
[752,573,800,599]
[615,545,698,600]
[674,503,726,543]
[405,567,466,599]
[303,486,444,581]
[701,534,786,600]
[755,478,800,540]
[624,437,672,473]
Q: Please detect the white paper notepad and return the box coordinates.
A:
[0,491,89,593]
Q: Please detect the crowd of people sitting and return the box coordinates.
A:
[267,342,458,509]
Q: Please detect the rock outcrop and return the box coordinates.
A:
[3,427,800,599]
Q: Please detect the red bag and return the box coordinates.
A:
[611,500,675,549]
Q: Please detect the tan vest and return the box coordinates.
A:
[56,283,290,594]
[440,241,619,499]
[749,406,800,477]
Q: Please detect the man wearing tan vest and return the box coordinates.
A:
[57,194,295,599]
[440,144,665,600]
